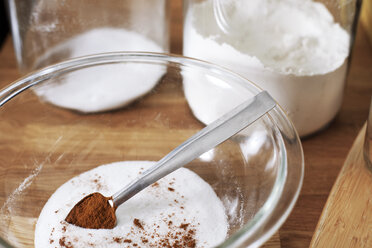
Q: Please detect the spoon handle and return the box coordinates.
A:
[112,91,276,207]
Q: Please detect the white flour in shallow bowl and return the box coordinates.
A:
[34,161,228,247]
[183,0,350,136]
[33,28,165,113]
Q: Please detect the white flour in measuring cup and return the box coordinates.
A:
[183,0,350,137]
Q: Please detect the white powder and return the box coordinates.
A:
[34,161,228,247]
[34,28,165,113]
[183,0,350,136]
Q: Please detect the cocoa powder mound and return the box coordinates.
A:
[65,192,116,229]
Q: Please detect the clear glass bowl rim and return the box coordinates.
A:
[0,51,304,248]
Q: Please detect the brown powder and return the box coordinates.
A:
[113,237,123,243]
[158,223,196,247]
[92,178,104,190]
[65,192,116,229]
[152,182,160,187]
[133,218,144,229]
[59,237,73,248]
[179,223,189,230]
[116,216,198,247]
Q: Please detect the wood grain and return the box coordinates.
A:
[310,124,372,247]
[361,0,372,44]
[1,216,36,248]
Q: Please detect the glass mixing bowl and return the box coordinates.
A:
[0,52,303,247]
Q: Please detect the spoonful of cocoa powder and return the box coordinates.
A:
[65,193,116,229]
[65,91,275,229]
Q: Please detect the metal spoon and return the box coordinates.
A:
[65,91,276,229]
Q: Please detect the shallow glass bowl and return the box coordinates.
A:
[0,52,303,248]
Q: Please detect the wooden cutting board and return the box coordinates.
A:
[262,232,281,248]
[310,124,372,247]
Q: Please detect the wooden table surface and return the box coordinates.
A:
[1,0,372,247]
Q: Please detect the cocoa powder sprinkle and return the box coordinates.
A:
[59,237,73,248]
[152,182,160,187]
[113,237,123,243]
[133,218,144,229]
[179,223,189,230]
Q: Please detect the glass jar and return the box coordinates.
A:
[183,0,361,137]
[7,0,169,73]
